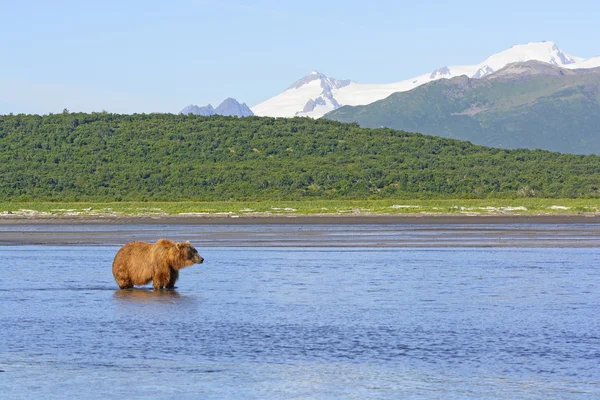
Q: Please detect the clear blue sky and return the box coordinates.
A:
[1,0,599,114]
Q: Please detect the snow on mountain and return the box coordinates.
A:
[251,41,595,118]
[566,56,600,70]
[251,71,351,118]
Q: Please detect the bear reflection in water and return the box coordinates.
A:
[112,239,204,290]
[113,288,181,302]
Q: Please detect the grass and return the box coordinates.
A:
[0,199,599,217]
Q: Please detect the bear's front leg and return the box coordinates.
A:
[166,268,179,289]
[153,270,170,290]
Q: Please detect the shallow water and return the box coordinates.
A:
[0,235,599,398]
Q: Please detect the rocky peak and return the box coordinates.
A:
[180,98,253,117]
[180,104,215,116]
[485,60,575,81]
[214,98,254,117]
[430,66,451,79]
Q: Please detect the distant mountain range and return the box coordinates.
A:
[176,42,600,154]
[251,41,600,118]
[181,98,253,117]
[325,60,600,154]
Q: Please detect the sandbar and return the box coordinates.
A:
[0,213,599,247]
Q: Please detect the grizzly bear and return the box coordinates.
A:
[112,239,203,290]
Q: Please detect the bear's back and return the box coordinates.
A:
[112,241,155,273]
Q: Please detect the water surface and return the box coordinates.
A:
[0,227,599,399]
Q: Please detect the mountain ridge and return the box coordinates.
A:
[251,41,600,118]
[181,98,253,117]
[324,60,600,154]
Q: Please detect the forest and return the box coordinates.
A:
[0,111,599,201]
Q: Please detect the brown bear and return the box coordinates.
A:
[112,239,204,290]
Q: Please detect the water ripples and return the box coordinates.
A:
[0,243,599,398]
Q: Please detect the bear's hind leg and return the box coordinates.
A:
[117,278,134,289]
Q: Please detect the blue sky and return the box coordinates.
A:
[1,0,599,114]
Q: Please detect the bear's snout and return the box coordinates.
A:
[195,255,204,264]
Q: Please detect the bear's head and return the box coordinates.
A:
[175,241,204,268]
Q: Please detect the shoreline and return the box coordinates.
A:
[1,213,599,247]
[0,212,599,225]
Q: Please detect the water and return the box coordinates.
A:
[0,227,599,399]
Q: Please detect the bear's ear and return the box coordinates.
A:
[186,241,190,244]
[176,242,182,249]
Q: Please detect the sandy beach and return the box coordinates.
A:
[0,212,599,225]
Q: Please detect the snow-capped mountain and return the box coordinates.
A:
[251,41,600,118]
[251,71,352,118]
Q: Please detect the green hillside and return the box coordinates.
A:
[0,112,599,201]
[325,61,600,154]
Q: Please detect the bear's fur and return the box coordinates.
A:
[112,239,203,290]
